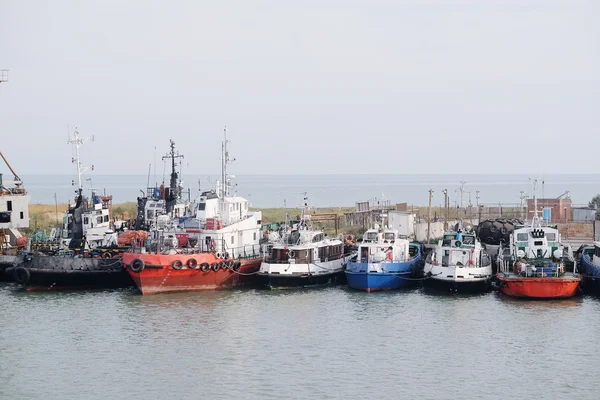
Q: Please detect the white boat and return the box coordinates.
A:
[36,129,118,251]
[495,180,580,299]
[258,198,353,289]
[134,130,263,261]
[423,222,492,292]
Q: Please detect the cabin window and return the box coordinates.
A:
[7,201,12,211]
[313,234,323,243]
[366,232,378,241]
[97,216,103,224]
[231,236,234,244]
[198,203,206,211]
[104,215,109,223]
[84,217,89,225]
[294,249,309,263]
[481,252,491,266]
[516,233,528,241]
[462,235,474,245]
[253,232,256,240]
[442,234,456,246]
[0,212,10,223]
[545,233,556,241]
[384,233,395,241]
[360,247,369,261]
[20,211,24,219]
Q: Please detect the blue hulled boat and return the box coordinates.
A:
[345,227,422,292]
[577,243,600,293]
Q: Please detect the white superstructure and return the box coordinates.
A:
[423,224,492,287]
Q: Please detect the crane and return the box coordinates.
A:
[556,191,570,200]
[0,149,24,188]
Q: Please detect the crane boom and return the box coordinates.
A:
[0,149,23,186]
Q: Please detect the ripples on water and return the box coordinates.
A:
[1,283,599,400]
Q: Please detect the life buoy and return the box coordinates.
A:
[13,267,30,284]
[172,260,183,270]
[216,252,222,259]
[211,262,220,272]
[101,252,111,259]
[233,261,241,271]
[187,258,198,269]
[455,240,462,248]
[129,258,145,273]
[220,261,227,270]
[200,262,210,272]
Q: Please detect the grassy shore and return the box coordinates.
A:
[26,202,524,237]
[26,203,356,235]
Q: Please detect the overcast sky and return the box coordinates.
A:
[0,0,597,176]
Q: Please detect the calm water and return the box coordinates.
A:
[20,173,600,207]
[1,283,599,400]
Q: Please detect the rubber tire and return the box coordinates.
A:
[200,262,209,272]
[13,267,30,285]
[187,258,198,269]
[233,261,241,271]
[211,262,220,272]
[129,258,145,273]
[172,260,183,270]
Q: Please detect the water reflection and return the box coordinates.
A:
[2,282,600,400]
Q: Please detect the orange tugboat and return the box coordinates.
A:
[122,130,263,295]
[496,179,580,299]
[122,252,261,295]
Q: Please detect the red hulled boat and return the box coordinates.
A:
[124,132,264,295]
[495,180,580,299]
[122,252,261,295]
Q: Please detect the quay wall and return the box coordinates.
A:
[558,222,594,239]
[413,219,479,243]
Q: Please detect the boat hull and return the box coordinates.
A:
[423,276,492,293]
[257,270,345,289]
[578,255,600,294]
[10,254,132,290]
[345,271,415,292]
[0,255,17,282]
[123,252,261,295]
[422,261,493,293]
[345,257,422,292]
[496,275,581,299]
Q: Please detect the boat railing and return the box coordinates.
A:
[129,236,263,259]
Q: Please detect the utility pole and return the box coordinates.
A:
[459,181,466,209]
[476,190,480,206]
[443,189,448,229]
[0,70,8,84]
[519,191,526,220]
[427,189,433,244]
[54,193,59,225]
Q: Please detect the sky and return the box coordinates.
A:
[0,0,598,176]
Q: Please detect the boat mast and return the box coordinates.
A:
[531,178,541,228]
[220,126,235,198]
[68,128,94,195]
[161,139,183,212]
